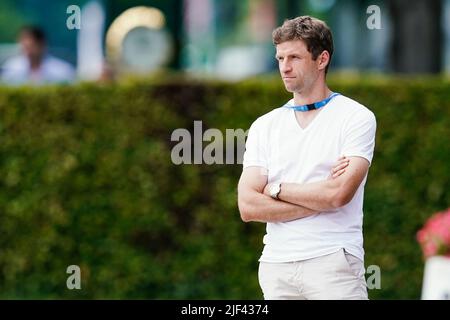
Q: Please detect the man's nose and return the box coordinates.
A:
[280,61,292,74]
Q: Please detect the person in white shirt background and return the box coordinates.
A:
[238,16,377,300]
[1,25,75,85]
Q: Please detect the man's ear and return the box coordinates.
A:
[317,50,330,71]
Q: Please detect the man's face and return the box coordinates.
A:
[275,40,322,94]
[19,34,45,61]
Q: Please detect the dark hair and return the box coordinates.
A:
[19,25,46,44]
[272,16,333,73]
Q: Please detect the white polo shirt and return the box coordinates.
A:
[1,54,75,85]
[243,94,377,263]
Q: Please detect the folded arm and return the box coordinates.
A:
[237,166,318,223]
[264,156,370,211]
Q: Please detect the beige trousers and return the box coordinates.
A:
[258,248,368,300]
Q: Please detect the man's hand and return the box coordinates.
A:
[328,156,350,179]
[274,156,370,211]
[263,156,350,196]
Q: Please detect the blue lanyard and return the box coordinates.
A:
[284,92,340,112]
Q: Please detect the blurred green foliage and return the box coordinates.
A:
[0,77,449,299]
[0,0,28,42]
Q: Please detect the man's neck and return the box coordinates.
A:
[29,55,44,71]
[293,83,332,106]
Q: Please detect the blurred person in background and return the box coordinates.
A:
[238,16,376,300]
[1,26,75,85]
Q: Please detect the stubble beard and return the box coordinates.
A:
[284,78,304,93]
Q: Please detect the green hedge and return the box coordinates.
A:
[0,77,449,299]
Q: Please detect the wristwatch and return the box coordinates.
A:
[269,183,281,199]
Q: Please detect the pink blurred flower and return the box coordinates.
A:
[417,208,450,259]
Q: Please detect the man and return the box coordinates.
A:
[1,26,75,85]
[237,16,376,300]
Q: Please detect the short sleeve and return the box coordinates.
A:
[242,119,268,169]
[341,109,377,165]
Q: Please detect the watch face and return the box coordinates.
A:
[121,26,172,72]
[270,184,280,197]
